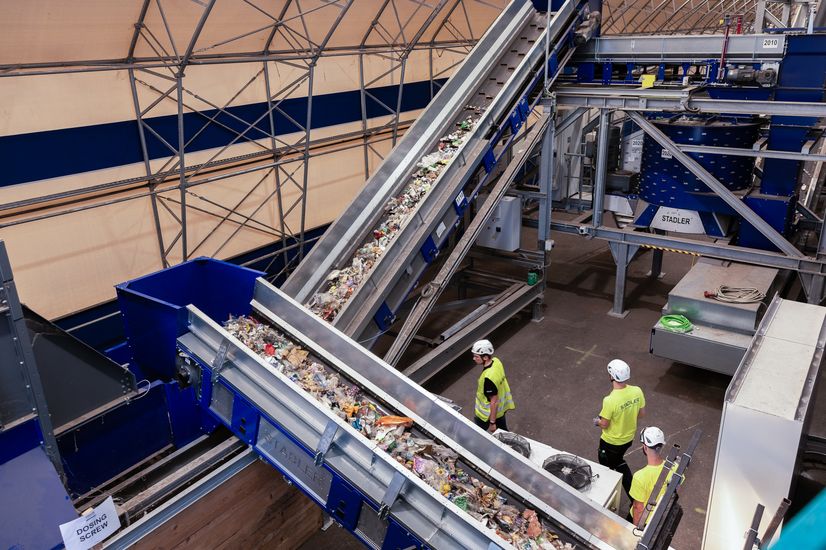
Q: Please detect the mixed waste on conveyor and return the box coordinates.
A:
[225,315,574,549]
[307,108,484,323]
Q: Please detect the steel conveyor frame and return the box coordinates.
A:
[176,312,503,549]
[282,0,539,303]
[283,0,586,346]
[384,113,552,367]
[172,278,639,549]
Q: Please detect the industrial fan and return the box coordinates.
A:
[493,431,532,458]
[542,454,595,491]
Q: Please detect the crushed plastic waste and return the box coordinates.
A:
[307,110,485,323]
[224,314,573,549]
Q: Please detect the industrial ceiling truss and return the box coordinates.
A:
[0,0,505,280]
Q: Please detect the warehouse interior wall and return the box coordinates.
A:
[0,0,507,319]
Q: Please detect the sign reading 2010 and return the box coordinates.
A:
[762,38,779,49]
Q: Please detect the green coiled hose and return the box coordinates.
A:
[658,314,694,333]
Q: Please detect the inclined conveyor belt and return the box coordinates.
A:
[282,0,587,347]
[175,278,638,549]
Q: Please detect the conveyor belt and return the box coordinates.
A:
[175,278,639,549]
[282,0,586,347]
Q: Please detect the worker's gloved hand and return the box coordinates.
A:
[488,423,497,434]
[593,417,601,427]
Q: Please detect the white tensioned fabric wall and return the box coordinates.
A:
[0,0,507,318]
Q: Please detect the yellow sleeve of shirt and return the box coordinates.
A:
[599,396,612,419]
[639,387,646,409]
[629,468,653,503]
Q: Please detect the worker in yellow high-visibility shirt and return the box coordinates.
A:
[594,359,645,497]
[629,427,682,525]
[471,339,516,433]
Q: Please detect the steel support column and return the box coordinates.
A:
[650,249,664,279]
[128,68,169,268]
[801,199,826,304]
[262,62,290,268]
[782,1,793,26]
[538,102,556,246]
[0,242,65,480]
[608,241,637,318]
[260,0,296,273]
[299,65,314,260]
[175,75,188,261]
[592,109,610,229]
[755,0,768,31]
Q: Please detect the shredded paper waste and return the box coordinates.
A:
[225,315,573,549]
[307,109,484,323]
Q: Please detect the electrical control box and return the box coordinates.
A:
[476,196,521,251]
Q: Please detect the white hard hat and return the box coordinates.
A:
[471,339,494,356]
[607,359,630,382]
[640,427,666,448]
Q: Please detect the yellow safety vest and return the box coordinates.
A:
[474,357,516,421]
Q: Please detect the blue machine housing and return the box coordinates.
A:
[116,258,263,381]
[737,34,826,250]
[639,116,760,214]
[42,258,265,496]
[575,34,826,252]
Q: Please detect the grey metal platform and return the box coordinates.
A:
[666,259,776,333]
[650,259,778,375]
[650,323,754,376]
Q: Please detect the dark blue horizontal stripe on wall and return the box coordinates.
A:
[54,224,330,351]
[0,78,447,187]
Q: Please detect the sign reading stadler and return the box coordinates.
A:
[59,496,121,550]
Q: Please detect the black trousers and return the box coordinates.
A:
[598,438,633,496]
[474,414,508,431]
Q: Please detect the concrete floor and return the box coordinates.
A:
[301,229,738,549]
[429,230,726,549]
